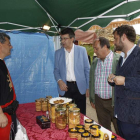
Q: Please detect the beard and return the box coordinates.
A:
[115,39,124,51]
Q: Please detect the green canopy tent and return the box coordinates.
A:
[0,0,140,35]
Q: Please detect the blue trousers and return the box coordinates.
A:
[117,119,140,140]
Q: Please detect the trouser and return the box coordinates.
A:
[95,94,119,135]
[0,113,17,140]
[117,119,140,140]
[62,81,86,115]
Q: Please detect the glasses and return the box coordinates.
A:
[60,37,70,41]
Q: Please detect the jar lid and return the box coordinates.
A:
[69,107,80,112]
[76,125,84,129]
[81,132,90,138]
[55,107,66,112]
[111,135,117,140]
[77,128,85,133]
[91,134,101,138]
[35,99,41,102]
[85,119,94,123]
[67,103,77,108]
[68,128,78,133]
[90,124,101,129]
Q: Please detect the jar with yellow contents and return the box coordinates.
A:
[35,99,42,111]
[90,124,101,136]
[55,107,67,129]
[68,128,78,138]
[41,100,47,111]
[77,128,85,140]
[76,124,85,130]
[69,107,80,128]
[50,104,60,123]
[66,103,77,124]
[81,132,90,140]
[84,119,94,131]
[91,134,101,140]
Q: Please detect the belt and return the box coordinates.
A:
[101,98,112,101]
[67,81,76,84]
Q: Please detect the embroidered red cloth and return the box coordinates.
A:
[16,103,124,140]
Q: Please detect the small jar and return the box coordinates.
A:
[55,107,67,129]
[84,119,94,131]
[50,104,60,123]
[35,99,42,111]
[69,107,80,128]
[103,133,109,140]
[90,125,101,136]
[111,135,117,140]
[41,100,47,111]
[91,134,101,140]
[81,132,90,140]
[66,103,77,124]
[77,128,85,140]
[46,96,52,112]
[76,124,85,130]
[68,128,78,138]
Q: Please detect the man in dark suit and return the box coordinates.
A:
[108,25,140,140]
[54,28,90,115]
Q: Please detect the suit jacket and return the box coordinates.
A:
[115,46,140,124]
[89,52,120,106]
[54,45,90,96]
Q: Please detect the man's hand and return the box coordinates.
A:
[58,80,68,91]
[86,89,89,97]
[91,102,96,109]
[0,113,8,128]
[108,74,125,85]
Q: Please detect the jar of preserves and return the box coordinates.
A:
[90,125,101,136]
[66,103,77,124]
[50,104,60,123]
[68,128,78,138]
[81,132,90,140]
[35,99,41,111]
[84,119,94,131]
[69,107,80,128]
[55,107,67,129]
[41,100,47,111]
[91,134,101,140]
[46,96,52,112]
[77,128,85,140]
[76,124,85,130]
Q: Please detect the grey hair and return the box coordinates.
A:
[0,33,10,43]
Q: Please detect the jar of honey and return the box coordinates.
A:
[91,134,101,140]
[77,128,85,140]
[69,107,80,128]
[55,107,67,129]
[90,124,101,136]
[68,128,78,138]
[41,100,47,111]
[84,119,94,131]
[81,132,90,140]
[35,99,42,111]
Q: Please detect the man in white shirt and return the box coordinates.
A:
[54,28,90,115]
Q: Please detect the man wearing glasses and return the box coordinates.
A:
[54,28,90,115]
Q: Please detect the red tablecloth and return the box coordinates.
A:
[16,103,124,140]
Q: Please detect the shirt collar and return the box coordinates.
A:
[64,44,74,53]
[120,44,136,58]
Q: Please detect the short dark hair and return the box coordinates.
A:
[99,37,110,49]
[113,25,136,43]
[0,32,10,43]
[60,28,75,38]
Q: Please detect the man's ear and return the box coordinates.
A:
[122,34,127,41]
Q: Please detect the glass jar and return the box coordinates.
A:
[77,128,85,140]
[81,132,90,140]
[35,99,41,111]
[90,125,101,136]
[68,128,78,138]
[50,104,60,123]
[91,134,101,140]
[103,133,109,140]
[55,107,67,129]
[84,119,94,131]
[41,100,47,111]
[69,107,80,128]
[111,135,117,140]
[76,124,85,130]
[66,103,77,124]
[46,96,52,112]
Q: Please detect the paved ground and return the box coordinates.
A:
[86,97,116,134]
